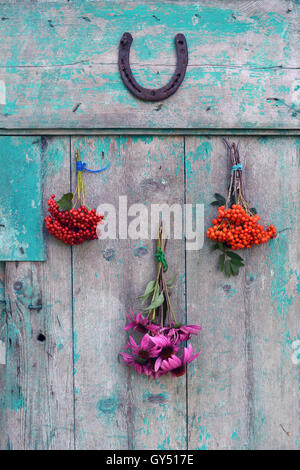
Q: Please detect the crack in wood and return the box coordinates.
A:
[1,62,298,70]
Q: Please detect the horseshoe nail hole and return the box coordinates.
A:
[37,333,46,342]
[178,40,183,45]
[151,91,156,96]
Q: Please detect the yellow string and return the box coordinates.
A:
[73,150,86,208]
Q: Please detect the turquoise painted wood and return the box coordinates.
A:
[0,136,299,450]
[0,0,299,451]
[186,136,300,450]
[0,137,45,261]
[0,138,74,450]
[0,1,299,130]
[0,263,5,438]
[71,136,187,450]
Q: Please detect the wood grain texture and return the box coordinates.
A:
[0,262,6,448]
[0,0,299,451]
[0,137,74,449]
[0,135,299,449]
[186,136,300,450]
[236,137,300,449]
[0,137,45,261]
[185,137,249,449]
[0,1,299,130]
[71,136,187,449]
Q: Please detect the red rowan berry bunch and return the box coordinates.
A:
[45,150,105,246]
[45,195,103,245]
[207,140,277,276]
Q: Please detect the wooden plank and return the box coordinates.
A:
[0,129,300,137]
[185,136,248,449]
[186,136,299,450]
[71,136,186,449]
[0,137,74,449]
[0,137,45,261]
[0,134,298,449]
[236,137,300,449]
[0,262,7,448]
[0,1,299,130]
[0,263,4,302]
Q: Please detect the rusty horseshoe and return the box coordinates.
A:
[118,32,188,102]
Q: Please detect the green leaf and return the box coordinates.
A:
[224,260,232,277]
[210,200,222,206]
[153,291,164,308]
[167,273,177,287]
[217,242,226,252]
[210,200,225,207]
[144,291,164,311]
[57,192,73,211]
[230,263,239,276]
[219,253,225,272]
[138,280,156,304]
[211,194,226,207]
[227,251,243,262]
[214,193,226,203]
[250,207,257,214]
[230,258,245,267]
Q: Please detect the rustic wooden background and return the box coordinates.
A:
[0,1,299,450]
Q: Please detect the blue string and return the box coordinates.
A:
[231,163,243,174]
[76,161,110,173]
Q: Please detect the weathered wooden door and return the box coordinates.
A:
[0,2,299,450]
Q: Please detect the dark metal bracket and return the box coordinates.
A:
[118,32,188,102]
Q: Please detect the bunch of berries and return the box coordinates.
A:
[206,204,276,250]
[45,195,104,245]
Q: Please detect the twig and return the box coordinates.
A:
[223,140,251,213]
[280,424,291,436]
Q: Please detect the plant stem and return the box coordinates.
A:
[161,269,177,324]
[149,222,177,326]
[150,225,164,321]
[73,149,86,208]
[223,139,251,214]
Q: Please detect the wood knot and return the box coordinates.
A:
[222,284,231,293]
[134,246,149,257]
[13,281,23,292]
[102,248,115,261]
[147,393,167,404]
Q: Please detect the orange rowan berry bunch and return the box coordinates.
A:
[207,204,276,250]
[207,140,277,276]
[45,195,104,245]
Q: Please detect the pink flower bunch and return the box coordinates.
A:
[120,310,201,379]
